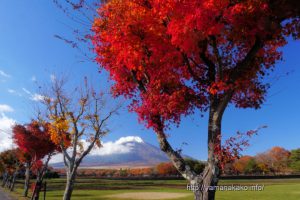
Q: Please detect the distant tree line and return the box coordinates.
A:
[54,147,300,178]
[55,159,206,178]
[223,147,300,175]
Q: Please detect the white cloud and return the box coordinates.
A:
[0,104,14,113]
[31,93,45,102]
[31,76,37,82]
[22,88,31,95]
[91,136,144,156]
[0,113,16,152]
[115,136,144,144]
[8,89,16,94]
[7,89,22,97]
[20,88,45,101]
[0,70,11,78]
[49,136,144,164]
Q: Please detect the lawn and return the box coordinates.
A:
[7,178,300,200]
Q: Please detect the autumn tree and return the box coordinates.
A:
[232,156,253,174]
[255,153,271,175]
[255,147,291,174]
[156,162,179,176]
[13,121,60,198]
[39,76,118,200]
[0,149,22,191]
[267,146,291,174]
[90,0,300,199]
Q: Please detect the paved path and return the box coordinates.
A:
[0,187,16,200]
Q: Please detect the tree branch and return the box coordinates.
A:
[230,37,263,82]
[198,41,216,83]
[210,36,223,80]
[153,116,200,182]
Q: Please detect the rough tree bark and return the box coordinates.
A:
[23,162,31,197]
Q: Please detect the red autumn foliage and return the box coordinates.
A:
[90,1,299,197]
[31,160,44,173]
[233,155,254,174]
[13,121,61,162]
[217,126,266,170]
[92,0,299,130]
[156,162,179,176]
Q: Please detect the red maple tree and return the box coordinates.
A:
[90,0,299,199]
[13,121,60,198]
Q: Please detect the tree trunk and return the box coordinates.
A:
[24,164,30,197]
[32,180,42,200]
[192,102,223,200]
[6,175,12,188]
[31,153,52,200]
[63,170,76,200]
[1,172,7,187]
[10,171,18,191]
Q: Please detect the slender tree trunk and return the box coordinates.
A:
[1,172,7,187]
[32,179,42,200]
[24,164,30,197]
[31,154,52,200]
[6,175,12,188]
[10,171,18,191]
[63,169,76,200]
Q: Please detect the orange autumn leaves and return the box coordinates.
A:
[233,147,291,174]
[48,116,71,147]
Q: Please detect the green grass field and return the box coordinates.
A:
[7,178,300,200]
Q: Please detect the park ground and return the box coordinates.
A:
[3,178,300,200]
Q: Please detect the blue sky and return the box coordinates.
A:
[0,1,299,160]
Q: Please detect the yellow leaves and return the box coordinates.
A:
[54,117,70,132]
[49,127,61,146]
[48,116,71,146]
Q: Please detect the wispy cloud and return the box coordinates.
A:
[8,89,16,94]
[31,93,45,102]
[7,89,22,96]
[0,104,14,113]
[0,70,11,78]
[31,76,37,82]
[22,87,31,95]
[20,88,45,102]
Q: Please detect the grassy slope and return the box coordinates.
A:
[7,178,300,200]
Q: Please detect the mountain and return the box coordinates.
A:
[50,136,171,168]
